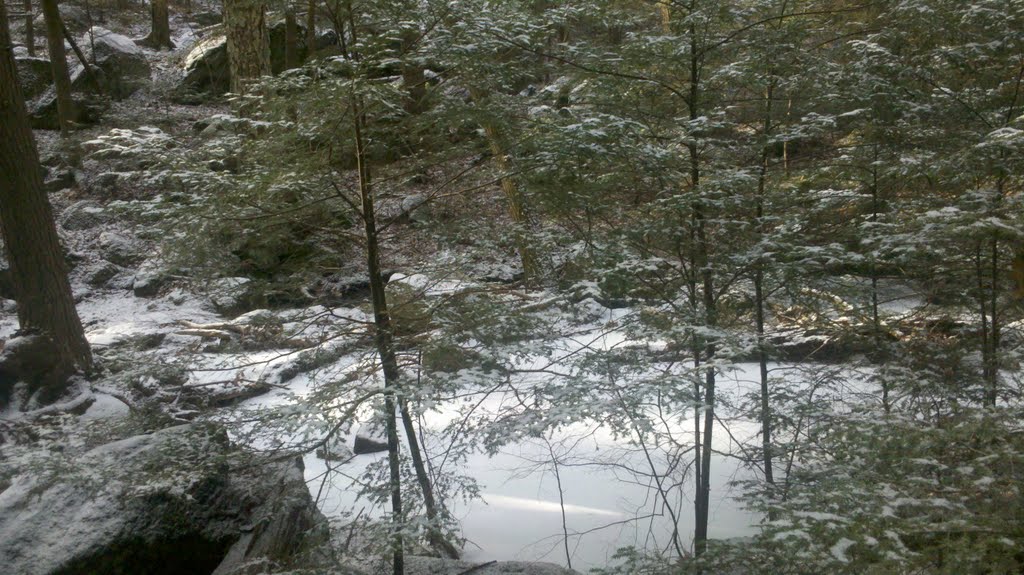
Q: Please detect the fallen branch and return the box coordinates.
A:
[176,328,234,340]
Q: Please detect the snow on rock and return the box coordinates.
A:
[60,200,112,231]
[207,277,258,315]
[75,27,152,99]
[353,423,389,455]
[180,33,230,95]
[0,424,326,575]
[14,56,52,101]
[132,260,170,298]
[80,392,131,420]
[82,126,175,161]
[315,433,354,462]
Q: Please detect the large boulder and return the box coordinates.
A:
[0,424,327,575]
[29,90,105,130]
[177,20,307,98]
[179,33,230,96]
[74,27,152,99]
[14,56,52,101]
[33,5,90,33]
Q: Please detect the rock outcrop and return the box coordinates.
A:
[177,20,310,98]
[14,56,52,101]
[0,424,326,575]
[74,27,152,99]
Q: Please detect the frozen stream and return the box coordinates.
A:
[242,356,831,571]
[0,287,866,571]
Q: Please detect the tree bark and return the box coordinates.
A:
[305,0,316,61]
[0,2,93,391]
[399,8,424,115]
[40,0,75,135]
[284,7,298,71]
[688,12,716,558]
[353,97,404,575]
[24,0,35,56]
[224,0,270,94]
[142,0,174,49]
[468,89,540,285]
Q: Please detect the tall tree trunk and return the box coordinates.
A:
[40,0,75,135]
[688,11,716,558]
[142,0,174,49]
[24,0,35,56]
[868,145,889,413]
[305,0,317,61]
[400,21,425,115]
[353,98,404,575]
[483,123,539,284]
[224,0,270,94]
[284,7,299,70]
[755,76,775,496]
[0,2,93,392]
[468,89,540,284]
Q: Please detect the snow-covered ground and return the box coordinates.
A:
[1,274,869,571]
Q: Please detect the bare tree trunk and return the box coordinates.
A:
[141,0,174,49]
[40,0,75,135]
[0,2,93,393]
[688,14,716,558]
[284,7,299,70]
[24,0,35,56]
[353,97,404,575]
[305,0,317,60]
[400,27,425,114]
[224,0,270,93]
[754,89,775,492]
[399,400,460,559]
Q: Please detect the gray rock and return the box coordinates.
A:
[178,20,307,97]
[180,33,230,96]
[43,168,76,193]
[86,171,123,195]
[86,262,123,287]
[60,200,110,231]
[316,29,340,51]
[15,56,52,101]
[133,264,169,298]
[0,425,327,575]
[189,10,223,27]
[315,434,354,462]
[98,231,144,267]
[400,193,430,223]
[33,5,90,33]
[29,89,105,130]
[353,425,389,455]
[208,277,260,315]
[72,27,151,100]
